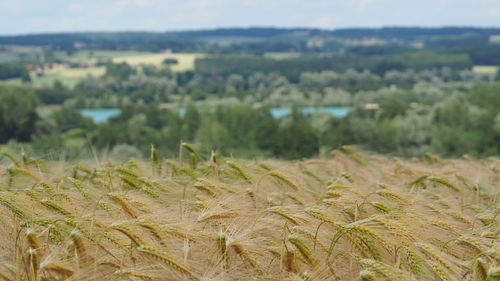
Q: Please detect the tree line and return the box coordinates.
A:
[1,84,498,160]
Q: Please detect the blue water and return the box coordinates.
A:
[79,106,351,123]
[177,107,351,118]
[270,107,351,118]
[79,109,122,123]
[178,108,187,116]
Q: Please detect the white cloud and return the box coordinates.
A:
[69,3,84,11]
[185,0,227,9]
[243,0,256,6]
[0,0,21,10]
[356,0,377,7]
[170,9,218,24]
[492,8,500,16]
[310,16,335,29]
[116,0,155,7]
[241,0,288,7]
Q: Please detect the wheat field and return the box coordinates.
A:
[30,67,106,87]
[111,53,203,72]
[472,66,498,76]
[0,146,498,281]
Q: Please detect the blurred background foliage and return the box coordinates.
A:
[0,27,499,160]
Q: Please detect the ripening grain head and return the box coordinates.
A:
[0,150,497,280]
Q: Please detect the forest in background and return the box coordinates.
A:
[0,27,499,160]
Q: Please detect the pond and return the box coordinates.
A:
[178,106,352,118]
[270,106,351,118]
[79,106,351,123]
[79,109,122,123]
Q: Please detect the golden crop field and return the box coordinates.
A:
[472,65,499,76]
[0,146,498,281]
[0,67,105,88]
[45,67,106,78]
[112,53,203,72]
[26,67,106,88]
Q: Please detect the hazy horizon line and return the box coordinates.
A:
[2,24,500,37]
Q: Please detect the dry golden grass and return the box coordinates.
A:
[112,53,203,72]
[472,65,499,76]
[0,148,498,280]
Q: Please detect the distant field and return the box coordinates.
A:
[0,77,23,86]
[112,53,203,72]
[37,104,63,118]
[0,51,202,87]
[472,65,498,75]
[56,51,202,72]
[199,36,265,46]
[44,67,106,78]
[0,67,105,88]
[0,52,20,63]
[0,46,43,63]
[30,67,105,87]
[264,52,301,60]
[55,50,149,64]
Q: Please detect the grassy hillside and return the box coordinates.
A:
[0,148,498,280]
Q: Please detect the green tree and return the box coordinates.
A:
[163,58,178,65]
[254,110,281,154]
[196,118,231,152]
[379,93,408,119]
[277,108,319,159]
[181,104,200,141]
[105,62,136,80]
[20,71,31,83]
[0,87,39,143]
[52,108,95,132]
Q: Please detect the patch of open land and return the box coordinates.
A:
[112,53,203,72]
[472,65,498,75]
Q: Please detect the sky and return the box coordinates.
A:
[0,0,499,35]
